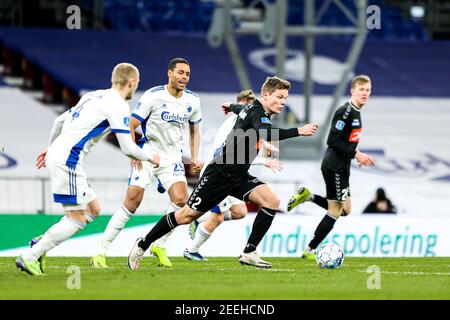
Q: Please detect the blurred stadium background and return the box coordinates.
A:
[0,0,449,258]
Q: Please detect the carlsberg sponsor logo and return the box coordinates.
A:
[161,111,189,124]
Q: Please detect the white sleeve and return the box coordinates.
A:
[48,110,69,146]
[189,96,202,125]
[131,90,154,123]
[116,133,155,161]
[105,100,131,134]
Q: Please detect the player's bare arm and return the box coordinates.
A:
[189,123,202,173]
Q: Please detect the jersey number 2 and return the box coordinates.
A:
[191,197,202,211]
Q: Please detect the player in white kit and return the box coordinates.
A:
[183,90,283,261]
[91,58,202,268]
[16,63,159,276]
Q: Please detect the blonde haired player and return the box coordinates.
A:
[287,75,375,259]
[16,63,160,275]
[184,90,283,261]
[91,58,201,268]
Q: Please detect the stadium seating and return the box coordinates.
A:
[101,0,215,33]
[90,0,428,40]
[0,27,447,97]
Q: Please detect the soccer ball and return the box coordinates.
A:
[316,243,344,269]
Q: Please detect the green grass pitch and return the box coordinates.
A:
[1,257,449,299]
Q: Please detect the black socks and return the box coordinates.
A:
[139,212,178,250]
[308,213,337,250]
[243,207,277,253]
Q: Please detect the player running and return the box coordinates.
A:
[287,74,375,259]
[16,63,159,276]
[128,76,318,269]
[91,58,201,268]
[184,90,283,261]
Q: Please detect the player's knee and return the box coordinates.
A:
[89,204,101,216]
[263,196,280,210]
[173,198,187,208]
[341,209,351,216]
[67,211,88,224]
[171,194,188,208]
[231,206,247,220]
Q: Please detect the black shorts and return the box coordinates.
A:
[321,165,351,202]
[187,169,265,213]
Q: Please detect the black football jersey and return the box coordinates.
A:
[322,101,362,173]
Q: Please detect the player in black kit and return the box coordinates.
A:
[287,75,375,259]
[128,76,319,269]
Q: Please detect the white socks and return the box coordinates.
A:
[97,206,132,256]
[22,216,85,262]
[188,224,211,253]
[154,202,181,248]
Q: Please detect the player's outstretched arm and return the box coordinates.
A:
[221,102,245,115]
[116,133,160,167]
[298,123,319,136]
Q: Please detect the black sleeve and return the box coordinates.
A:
[273,127,300,140]
[230,103,244,115]
[250,108,299,141]
[327,108,357,158]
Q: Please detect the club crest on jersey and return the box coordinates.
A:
[352,119,360,127]
[261,117,272,124]
[349,128,362,142]
[161,111,189,124]
[336,120,345,130]
[186,104,192,113]
[123,116,130,127]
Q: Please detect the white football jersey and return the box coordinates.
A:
[46,89,131,167]
[200,114,237,177]
[131,85,201,160]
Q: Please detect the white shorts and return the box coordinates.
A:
[128,160,187,192]
[211,196,244,213]
[46,160,97,210]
